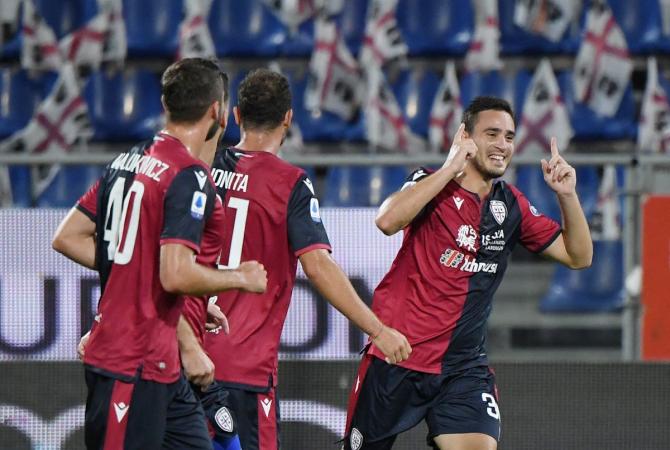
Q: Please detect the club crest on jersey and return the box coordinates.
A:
[489,200,507,225]
[350,428,363,450]
[214,407,234,433]
[191,191,207,219]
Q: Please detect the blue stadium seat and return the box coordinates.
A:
[498,0,583,54]
[391,68,441,138]
[7,166,32,207]
[323,166,407,207]
[84,68,162,141]
[460,71,516,109]
[36,165,103,207]
[0,69,53,139]
[608,0,670,53]
[123,0,181,56]
[557,71,636,140]
[396,0,473,55]
[285,66,365,142]
[540,240,625,312]
[209,0,285,56]
[34,0,97,38]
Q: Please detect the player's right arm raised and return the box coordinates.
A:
[376,123,478,235]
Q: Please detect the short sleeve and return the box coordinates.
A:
[160,166,215,253]
[287,175,331,256]
[400,167,431,191]
[516,189,562,253]
[76,179,100,220]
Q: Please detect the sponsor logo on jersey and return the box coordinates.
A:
[310,198,322,222]
[440,248,498,273]
[481,229,505,252]
[456,224,478,252]
[215,407,234,433]
[191,191,207,219]
[350,428,363,450]
[489,200,507,225]
[211,168,249,192]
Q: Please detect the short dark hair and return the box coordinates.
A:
[161,58,229,123]
[462,96,515,134]
[237,68,291,131]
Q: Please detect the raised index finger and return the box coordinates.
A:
[453,123,465,145]
[550,137,560,157]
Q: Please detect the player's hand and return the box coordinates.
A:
[372,325,412,365]
[180,344,215,389]
[442,123,478,177]
[238,260,267,293]
[77,330,90,361]
[541,137,577,195]
[206,301,229,334]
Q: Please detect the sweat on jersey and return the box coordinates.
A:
[76,133,217,383]
[368,168,562,375]
[195,147,331,390]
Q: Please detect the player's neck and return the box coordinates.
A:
[457,170,494,198]
[161,122,208,159]
[236,130,283,155]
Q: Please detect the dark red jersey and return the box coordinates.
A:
[368,168,561,374]
[76,133,216,383]
[203,147,331,390]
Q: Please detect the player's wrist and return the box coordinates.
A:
[370,322,385,340]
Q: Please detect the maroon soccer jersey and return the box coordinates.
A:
[368,168,561,374]
[76,133,216,383]
[203,147,331,389]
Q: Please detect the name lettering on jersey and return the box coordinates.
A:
[489,200,507,225]
[211,168,248,192]
[453,196,464,210]
[110,152,170,182]
[481,229,505,252]
[440,248,498,273]
[456,225,478,252]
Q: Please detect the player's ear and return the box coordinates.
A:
[233,106,241,126]
[284,109,293,128]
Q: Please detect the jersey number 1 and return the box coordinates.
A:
[103,177,145,265]
[219,196,249,269]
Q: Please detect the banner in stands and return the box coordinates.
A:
[0,209,401,361]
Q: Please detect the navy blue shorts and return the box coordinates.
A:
[343,355,501,450]
[84,368,212,449]
[198,382,280,450]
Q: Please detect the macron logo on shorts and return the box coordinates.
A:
[113,402,129,423]
[260,398,272,418]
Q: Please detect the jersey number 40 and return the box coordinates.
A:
[103,176,145,265]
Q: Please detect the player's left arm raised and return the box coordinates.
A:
[540,137,593,269]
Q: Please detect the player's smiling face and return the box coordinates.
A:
[468,109,516,180]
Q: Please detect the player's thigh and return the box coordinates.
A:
[433,433,497,450]
[163,376,212,450]
[426,366,501,447]
[344,355,433,450]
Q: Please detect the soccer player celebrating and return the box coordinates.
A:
[52,58,267,449]
[343,96,592,450]
[184,68,412,450]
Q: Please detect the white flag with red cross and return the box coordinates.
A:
[305,17,362,121]
[638,58,670,153]
[573,0,632,117]
[428,61,463,153]
[21,0,62,71]
[513,0,578,42]
[516,59,573,157]
[98,0,127,64]
[59,12,109,69]
[591,165,620,241]
[0,63,92,197]
[365,68,425,152]
[465,0,502,72]
[359,0,408,68]
[177,0,216,59]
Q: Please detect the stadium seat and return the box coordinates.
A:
[209,0,285,56]
[608,0,670,53]
[391,67,441,138]
[396,0,473,55]
[123,0,181,56]
[323,166,407,207]
[286,66,365,142]
[34,0,98,38]
[35,164,103,207]
[6,166,33,207]
[460,71,516,109]
[498,0,583,54]
[84,68,162,141]
[557,71,636,140]
[0,69,53,139]
[221,69,246,143]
